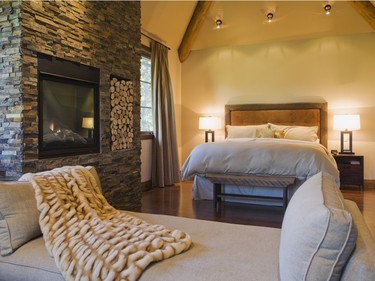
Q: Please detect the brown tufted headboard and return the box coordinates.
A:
[225,102,328,147]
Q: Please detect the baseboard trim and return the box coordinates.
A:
[365,179,375,189]
[141,180,152,192]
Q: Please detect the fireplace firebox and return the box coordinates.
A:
[38,54,100,158]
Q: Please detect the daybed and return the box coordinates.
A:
[0,166,374,281]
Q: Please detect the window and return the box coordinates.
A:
[140,55,153,133]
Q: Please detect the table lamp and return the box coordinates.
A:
[199,116,220,142]
[333,114,360,154]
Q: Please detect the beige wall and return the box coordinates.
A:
[181,33,375,179]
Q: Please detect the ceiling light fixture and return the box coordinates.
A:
[324,4,332,15]
[215,19,222,29]
[267,12,273,23]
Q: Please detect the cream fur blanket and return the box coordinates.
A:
[20,166,192,281]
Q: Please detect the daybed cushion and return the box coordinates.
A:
[0,181,41,256]
[0,236,63,281]
[279,172,357,281]
[0,212,281,281]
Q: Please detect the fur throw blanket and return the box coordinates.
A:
[20,166,192,281]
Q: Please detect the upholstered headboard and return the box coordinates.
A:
[225,103,328,147]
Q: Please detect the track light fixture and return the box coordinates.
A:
[267,12,273,23]
[215,19,222,29]
[324,4,332,15]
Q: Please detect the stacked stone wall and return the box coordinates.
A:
[0,1,22,178]
[0,1,142,210]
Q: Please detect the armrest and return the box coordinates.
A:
[340,199,375,281]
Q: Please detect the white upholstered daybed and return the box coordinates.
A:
[0,166,374,281]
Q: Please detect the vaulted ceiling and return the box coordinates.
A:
[141,1,375,62]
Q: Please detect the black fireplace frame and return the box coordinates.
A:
[37,53,100,158]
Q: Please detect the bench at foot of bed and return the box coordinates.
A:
[205,174,296,212]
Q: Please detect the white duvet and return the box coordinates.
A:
[181,138,339,184]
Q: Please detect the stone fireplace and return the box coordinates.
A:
[38,53,100,158]
[0,1,142,210]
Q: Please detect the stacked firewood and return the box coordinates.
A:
[110,77,134,150]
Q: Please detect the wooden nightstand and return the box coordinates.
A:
[333,154,364,190]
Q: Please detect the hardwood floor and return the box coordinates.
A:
[140,181,375,237]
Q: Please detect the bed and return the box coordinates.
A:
[181,102,339,207]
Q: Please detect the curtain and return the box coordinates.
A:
[151,41,180,187]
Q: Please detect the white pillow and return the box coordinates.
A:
[268,123,318,142]
[279,172,357,281]
[283,126,318,142]
[226,124,268,139]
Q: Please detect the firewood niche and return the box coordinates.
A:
[110,76,134,151]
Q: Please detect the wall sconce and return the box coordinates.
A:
[333,114,360,154]
[199,116,221,142]
[82,117,94,138]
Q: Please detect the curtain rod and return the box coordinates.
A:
[141,32,171,50]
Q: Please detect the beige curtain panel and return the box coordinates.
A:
[151,41,180,187]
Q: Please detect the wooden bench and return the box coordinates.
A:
[205,174,296,212]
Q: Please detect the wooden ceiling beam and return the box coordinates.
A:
[349,0,375,31]
[178,1,213,63]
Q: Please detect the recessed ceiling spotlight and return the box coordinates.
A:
[324,4,332,15]
[267,12,273,23]
[215,19,222,29]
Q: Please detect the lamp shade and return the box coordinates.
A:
[333,114,360,131]
[82,117,94,129]
[199,116,220,130]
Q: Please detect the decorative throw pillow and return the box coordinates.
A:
[279,172,357,281]
[274,130,285,139]
[268,123,289,131]
[226,124,268,139]
[0,181,41,256]
[0,166,102,256]
[256,128,275,138]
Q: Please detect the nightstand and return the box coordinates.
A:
[333,154,364,190]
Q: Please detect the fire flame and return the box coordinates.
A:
[49,121,54,131]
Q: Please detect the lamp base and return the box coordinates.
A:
[88,129,94,139]
[205,130,215,142]
[340,130,353,154]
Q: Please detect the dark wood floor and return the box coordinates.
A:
[140,181,375,237]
